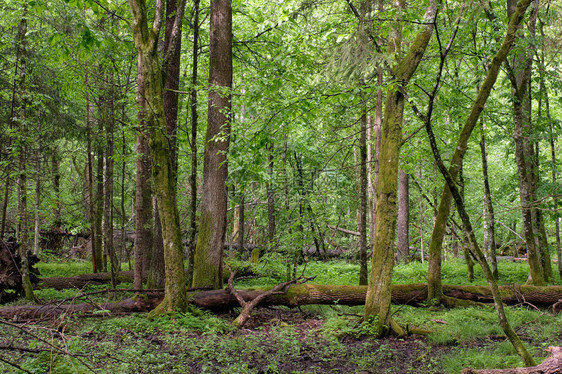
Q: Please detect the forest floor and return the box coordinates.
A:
[0,258,561,373]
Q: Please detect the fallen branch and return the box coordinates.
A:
[327,225,360,236]
[227,266,313,328]
[461,346,562,373]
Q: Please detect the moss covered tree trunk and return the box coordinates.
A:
[128,0,187,314]
[364,0,436,336]
[505,0,545,286]
[133,54,153,291]
[426,0,535,301]
[192,0,232,289]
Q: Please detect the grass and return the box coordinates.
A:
[1,257,560,373]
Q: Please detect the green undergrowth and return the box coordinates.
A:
[2,258,559,373]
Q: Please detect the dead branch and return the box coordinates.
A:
[227,266,314,328]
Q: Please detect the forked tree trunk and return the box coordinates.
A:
[192,0,232,289]
[364,0,436,337]
[128,0,188,314]
[426,0,536,301]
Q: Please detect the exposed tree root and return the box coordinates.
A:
[461,346,562,373]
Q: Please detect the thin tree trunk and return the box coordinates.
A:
[33,120,41,256]
[506,0,545,285]
[95,124,105,271]
[15,1,33,300]
[103,76,117,288]
[359,96,368,285]
[85,71,100,273]
[480,121,498,279]
[426,0,535,300]
[187,0,200,286]
[425,112,536,367]
[397,169,409,263]
[267,143,276,242]
[192,0,232,289]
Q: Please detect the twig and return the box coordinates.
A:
[0,355,33,374]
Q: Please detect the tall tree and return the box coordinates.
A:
[505,0,545,285]
[364,0,437,336]
[128,0,188,313]
[192,0,233,289]
[426,0,536,301]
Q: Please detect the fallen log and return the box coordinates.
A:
[461,346,562,373]
[2,283,561,320]
[37,271,137,290]
[37,265,258,290]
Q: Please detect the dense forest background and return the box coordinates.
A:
[1,0,560,281]
[1,0,562,372]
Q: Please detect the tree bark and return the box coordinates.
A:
[505,0,544,286]
[103,75,117,288]
[480,121,498,279]
[133,55,153,291]
[4,283,561,319]
[397,169,409,263]
[163,0,182,183]
[187,0,201,286]
[364,0,437,337]
[192,0,233,289]
[426,0,536,301]
[128,0,188,313]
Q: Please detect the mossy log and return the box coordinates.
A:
[461,346,562,373]
[3,283,560,320]
[36,265,257,290]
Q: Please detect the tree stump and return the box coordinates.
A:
[0,238,40,303]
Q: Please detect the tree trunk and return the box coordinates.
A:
[506,0,544,286]
[33,121,41,257]
[480,121,498,279]
[128,0,188,314]
[163,0,183,184]
[192,0,232,289]
[95,131,105,271]
[147,198,166,289]
[15,2,33,301]
[359,98,368,285]
[426,0,536,300]
[267,143,276,242]
[187,0,200,286]
[397,169,409,263]
[103,76,117,288]
[364,0,436,336]
[133,54,153,291]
